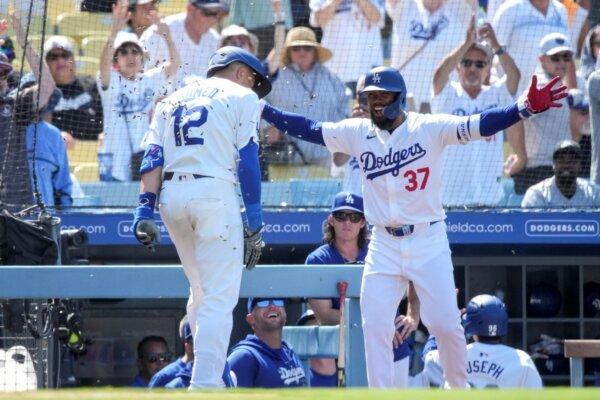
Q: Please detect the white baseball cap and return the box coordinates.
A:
[113,31,143,52]
[43,35,75,58]
[539,32,573,56]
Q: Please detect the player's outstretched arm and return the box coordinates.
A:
[261,102,326,146]
[132,145,164,252]
[478,75,568,137]
[238,139,264,270]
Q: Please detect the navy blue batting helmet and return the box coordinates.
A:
[207,46,272,98]
[463,294,508,338]
[527,283,562,318]
[360,66,407,119]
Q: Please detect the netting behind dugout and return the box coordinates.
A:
[0,0,597,211]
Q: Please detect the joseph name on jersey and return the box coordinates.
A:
[141,77,261,184]
[424,342,542,388]
[321,112,481,226]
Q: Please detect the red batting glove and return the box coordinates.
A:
[520,75,568,116]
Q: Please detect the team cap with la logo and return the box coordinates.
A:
[331,192,364,214]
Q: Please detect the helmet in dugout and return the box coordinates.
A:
[527,283,562,318]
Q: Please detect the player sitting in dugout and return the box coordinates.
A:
[149,314,236,388]
[227,298,307,388]
[419,294,542,388]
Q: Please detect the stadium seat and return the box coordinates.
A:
[262,181,291,208]
[56,12,112,39]
[268,164,331,181]
[80,181,140,207]
[75,56,100,76]
[48,0,77,25]
[80,35,106,59]
[72,162,99,183]
[158,0,187,15]
[289,179,341,208]
[68,140,100,164]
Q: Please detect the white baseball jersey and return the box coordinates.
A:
[98,68,167,181]
[386,0,471,109]
[432,80,514,206]
[343,156,364,195]
[424,342,543,388]
[522,177,600,207]
[321,113,481,227]
[140,13,220,93]
[493,0,569,94]
[141,77,260,184]
[310,0,384,83]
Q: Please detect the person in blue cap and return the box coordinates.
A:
[305,191,420,387]
[149,314,236,388]
[227,298,307,388]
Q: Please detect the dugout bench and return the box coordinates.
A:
[564,340,600,387]
[0,265,367,387]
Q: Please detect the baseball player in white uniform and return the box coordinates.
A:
[422,295,543,388]
[132,47,271,388]
[261,66,567,388]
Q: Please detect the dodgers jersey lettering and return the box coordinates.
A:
[424,342,542,388]
[321,113,481,226]
[141,77,260,183]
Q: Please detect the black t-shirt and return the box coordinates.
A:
[52,76,103,140]
[0,86,39,212]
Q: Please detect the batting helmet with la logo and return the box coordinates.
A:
[360,66,407,120]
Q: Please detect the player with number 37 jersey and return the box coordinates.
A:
[261,66,567,388]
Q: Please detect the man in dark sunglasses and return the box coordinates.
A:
[227,297,307,388]
[510,32,587,195]
[131,335,171,387]
[139,0,227,92]
[431,19,521,207]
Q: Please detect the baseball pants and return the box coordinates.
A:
[159,175,244,388]
[360,221,468,388]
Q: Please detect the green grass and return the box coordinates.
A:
[1,388,599,400]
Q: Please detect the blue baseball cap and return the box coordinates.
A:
[179,315,193,342]
[331,192,364,214]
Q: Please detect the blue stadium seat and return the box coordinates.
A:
[289,179,341,208]
[79,182,140,207]
[262,181,291,208]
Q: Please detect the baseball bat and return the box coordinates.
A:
[337,280,348,387]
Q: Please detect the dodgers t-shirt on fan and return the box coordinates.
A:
[98,69,166,181]
[431,80,514,206]
[386,0,471,109]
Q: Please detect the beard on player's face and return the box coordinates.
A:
[368,91,397,130]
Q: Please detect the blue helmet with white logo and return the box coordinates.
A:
[463,294,508,338]
[207,46,272,98]
[360,66,407,120]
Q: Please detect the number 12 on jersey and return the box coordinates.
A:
[404,167,429,191]
[173,105,208,146]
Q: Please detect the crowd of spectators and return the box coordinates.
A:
[0,0,599,212]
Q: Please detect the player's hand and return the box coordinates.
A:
[134,219,161,252]
[351,105,369,118]
[244,228,264,270]
[524,75,568,114]
[394,314,419,345]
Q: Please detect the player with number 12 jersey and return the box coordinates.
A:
[142,78,260,182]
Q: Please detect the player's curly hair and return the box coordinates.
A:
[323,216,369,249]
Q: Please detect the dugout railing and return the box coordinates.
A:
[0,264,367,387]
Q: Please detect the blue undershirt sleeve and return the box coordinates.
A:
[478,102,521,137]
[238,139,262,232]
[262,103,325,146]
